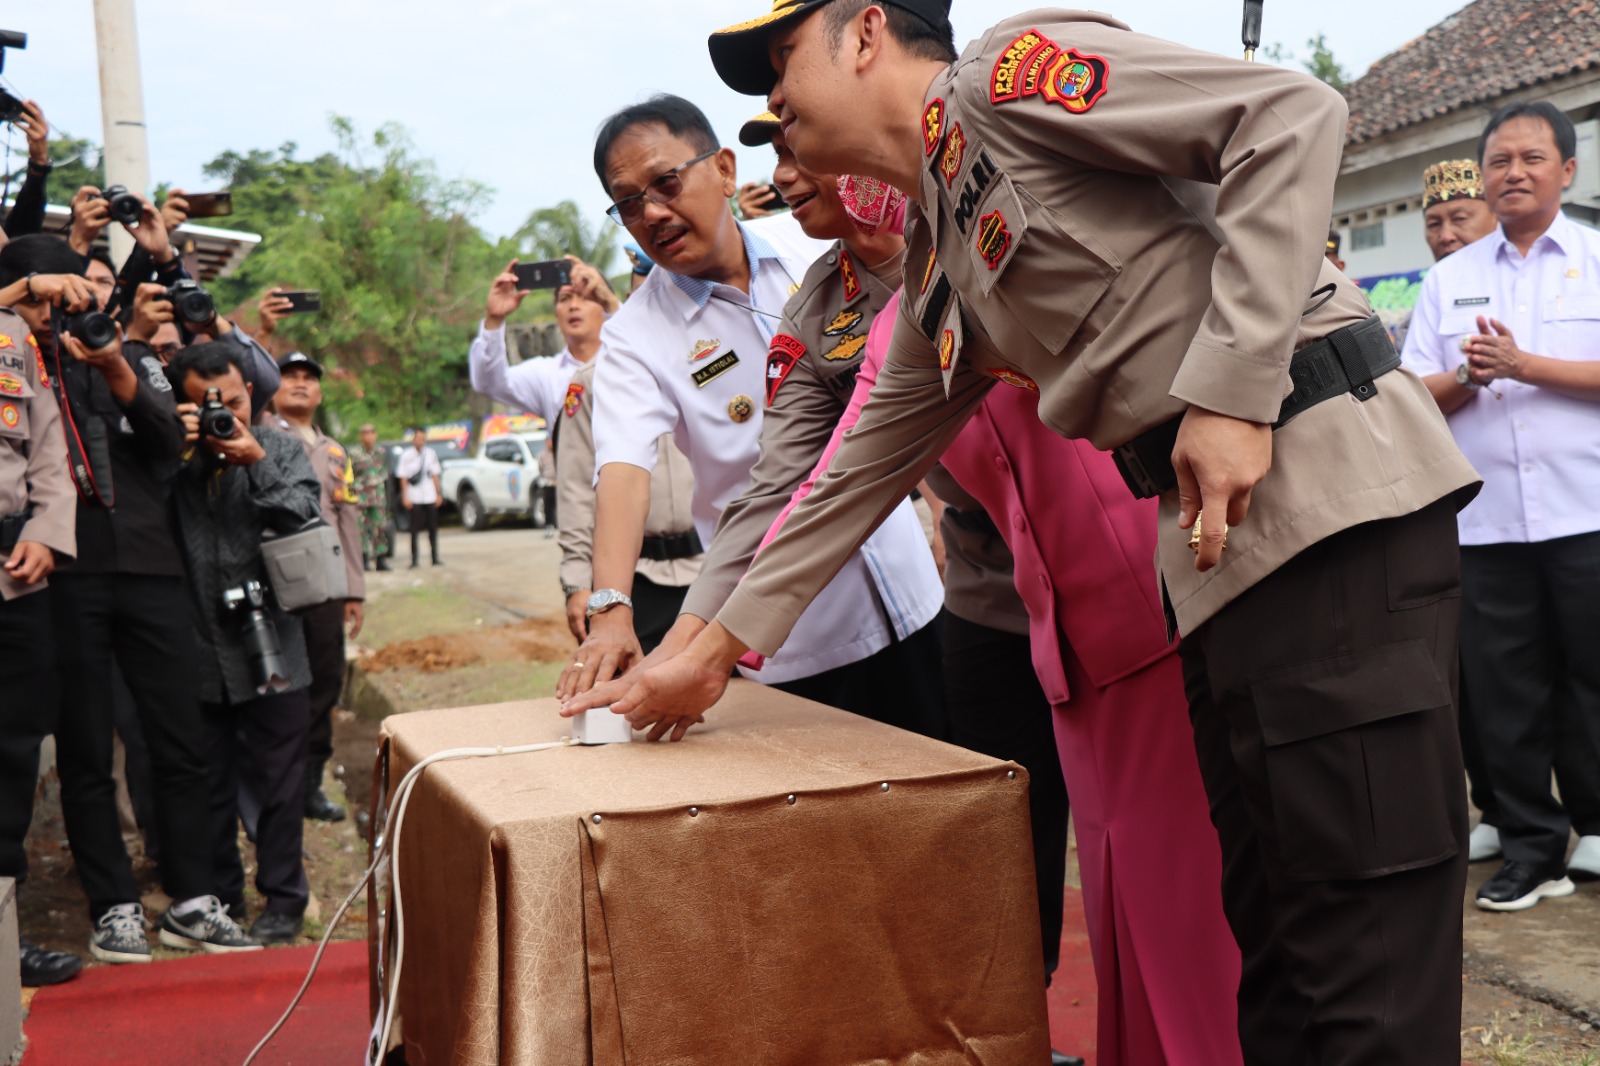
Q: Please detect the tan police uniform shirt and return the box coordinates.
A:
[717,10,1479,651]
[292,423,366,602]
[0,310,76,600]
[556,360,702,593]
[680,239,903,621]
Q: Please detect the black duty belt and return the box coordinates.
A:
[1112,315,1400,500]
[0,507,33,553]
[640,529,703,562]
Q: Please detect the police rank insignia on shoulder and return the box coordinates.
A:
[838,250,862,303]
[976,210,1013,270]
[0,335,14,350]
[939,123,966,188]
[563,382,584,418]
[824,310,863,336]
[922,98,945,157]
[990,28,1107,114]
[692,350,740,388]
[823,334,867,362]
[766,334,805,407]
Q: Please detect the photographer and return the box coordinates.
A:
[396,428,442,567]
[170,342,322,944]
[0,234,259,962]
[2,100,52,240]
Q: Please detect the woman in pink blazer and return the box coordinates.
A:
[761,300,1244,1066]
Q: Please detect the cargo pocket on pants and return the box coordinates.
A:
[1250,639,1458,881]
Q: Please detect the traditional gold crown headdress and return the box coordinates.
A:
[1423,159,1485,210]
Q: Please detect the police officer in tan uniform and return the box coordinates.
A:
[556,359,703,650]
[566,4,1483,1063]
[272,351,364,823]
[0,302,81,984]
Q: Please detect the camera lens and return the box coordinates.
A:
[64,309,119,351]
[200,403,236,440]
[168,282,215,326]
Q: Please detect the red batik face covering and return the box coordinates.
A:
[836,175,906,236]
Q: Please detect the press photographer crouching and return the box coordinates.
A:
[170,342,322,944]
[0,235,260,963]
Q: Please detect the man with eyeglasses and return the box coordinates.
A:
[557,93,944,736]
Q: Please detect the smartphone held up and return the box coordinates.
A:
[512,260,572,291]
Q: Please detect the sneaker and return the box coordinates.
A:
[250,911,304,945]
[1569,835,1600,883]
[159,896,263,954]
[1475,860,1576,912]
[20,937,83,987]
[1469,822,1503,862]
[90,903,151,964]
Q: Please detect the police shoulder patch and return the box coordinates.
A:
[1038,48,1109,114]
[990,29,1053,103]
[766,333,806,407]
[140,355,173,393]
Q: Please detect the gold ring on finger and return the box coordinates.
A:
[1188,510,1229,554]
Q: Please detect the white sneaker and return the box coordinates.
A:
[1568,835,1600,883]
[1469,822,1503,862]
[89,903,151,964]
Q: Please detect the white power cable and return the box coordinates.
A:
[242,738,576,1066]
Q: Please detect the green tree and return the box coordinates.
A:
[199,117,517,437]
[1302,33,1349,92]
[514,199,618,274]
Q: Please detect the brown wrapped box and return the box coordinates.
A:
[373,681,1049,1064]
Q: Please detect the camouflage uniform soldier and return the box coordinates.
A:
[349,423,392,571]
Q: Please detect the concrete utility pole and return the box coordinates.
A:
[93,0,151,267]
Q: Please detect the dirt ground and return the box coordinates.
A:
[19,522,1600,1062]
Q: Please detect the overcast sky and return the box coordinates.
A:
[9,0,1471,250]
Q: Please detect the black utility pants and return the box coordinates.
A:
[774,619,946,741]
[52,573,213,918]
[301,600,347,770]
[1182,497,1467,1066]
[941,611,1068,979]
[409,503,439,563]
[1461,533,1600,865]
[206,689,311,917]
[0,589,55,886]
[632,575,688,655]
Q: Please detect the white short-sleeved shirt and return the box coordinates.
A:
[395,446,442,506]
[593,214,943,683]
[469,327,586,422]
[1401,211,1600,545]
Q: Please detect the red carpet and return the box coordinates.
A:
[1047,884,1099,1064]
[20,895,1094,1065]
[22,941,368,1065]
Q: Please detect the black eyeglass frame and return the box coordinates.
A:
[605,149,719,226]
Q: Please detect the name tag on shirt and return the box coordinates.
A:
[1454,297,1491,307]
[692,351,739,388]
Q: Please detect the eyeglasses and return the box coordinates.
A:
[605,150,717,226]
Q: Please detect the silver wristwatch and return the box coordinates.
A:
[585,588,634,618]
[1456,363,1481,389]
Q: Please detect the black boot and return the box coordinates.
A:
[304,760,347,822]
[375,554,392,572]
[20,936,83,987]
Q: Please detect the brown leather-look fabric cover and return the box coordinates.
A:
[375,681,1049,1065]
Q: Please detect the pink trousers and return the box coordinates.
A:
[1054,646,1244,1066]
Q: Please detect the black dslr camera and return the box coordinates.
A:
[198,386,236,440]
[62,296,119,351]
[0,30,26,123]
[94,184,144,227]
[221,580,291,695]
[166,279,215,326]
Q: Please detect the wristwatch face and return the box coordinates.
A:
[586,589,628,615]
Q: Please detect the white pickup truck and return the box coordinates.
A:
[439,431,551,531]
